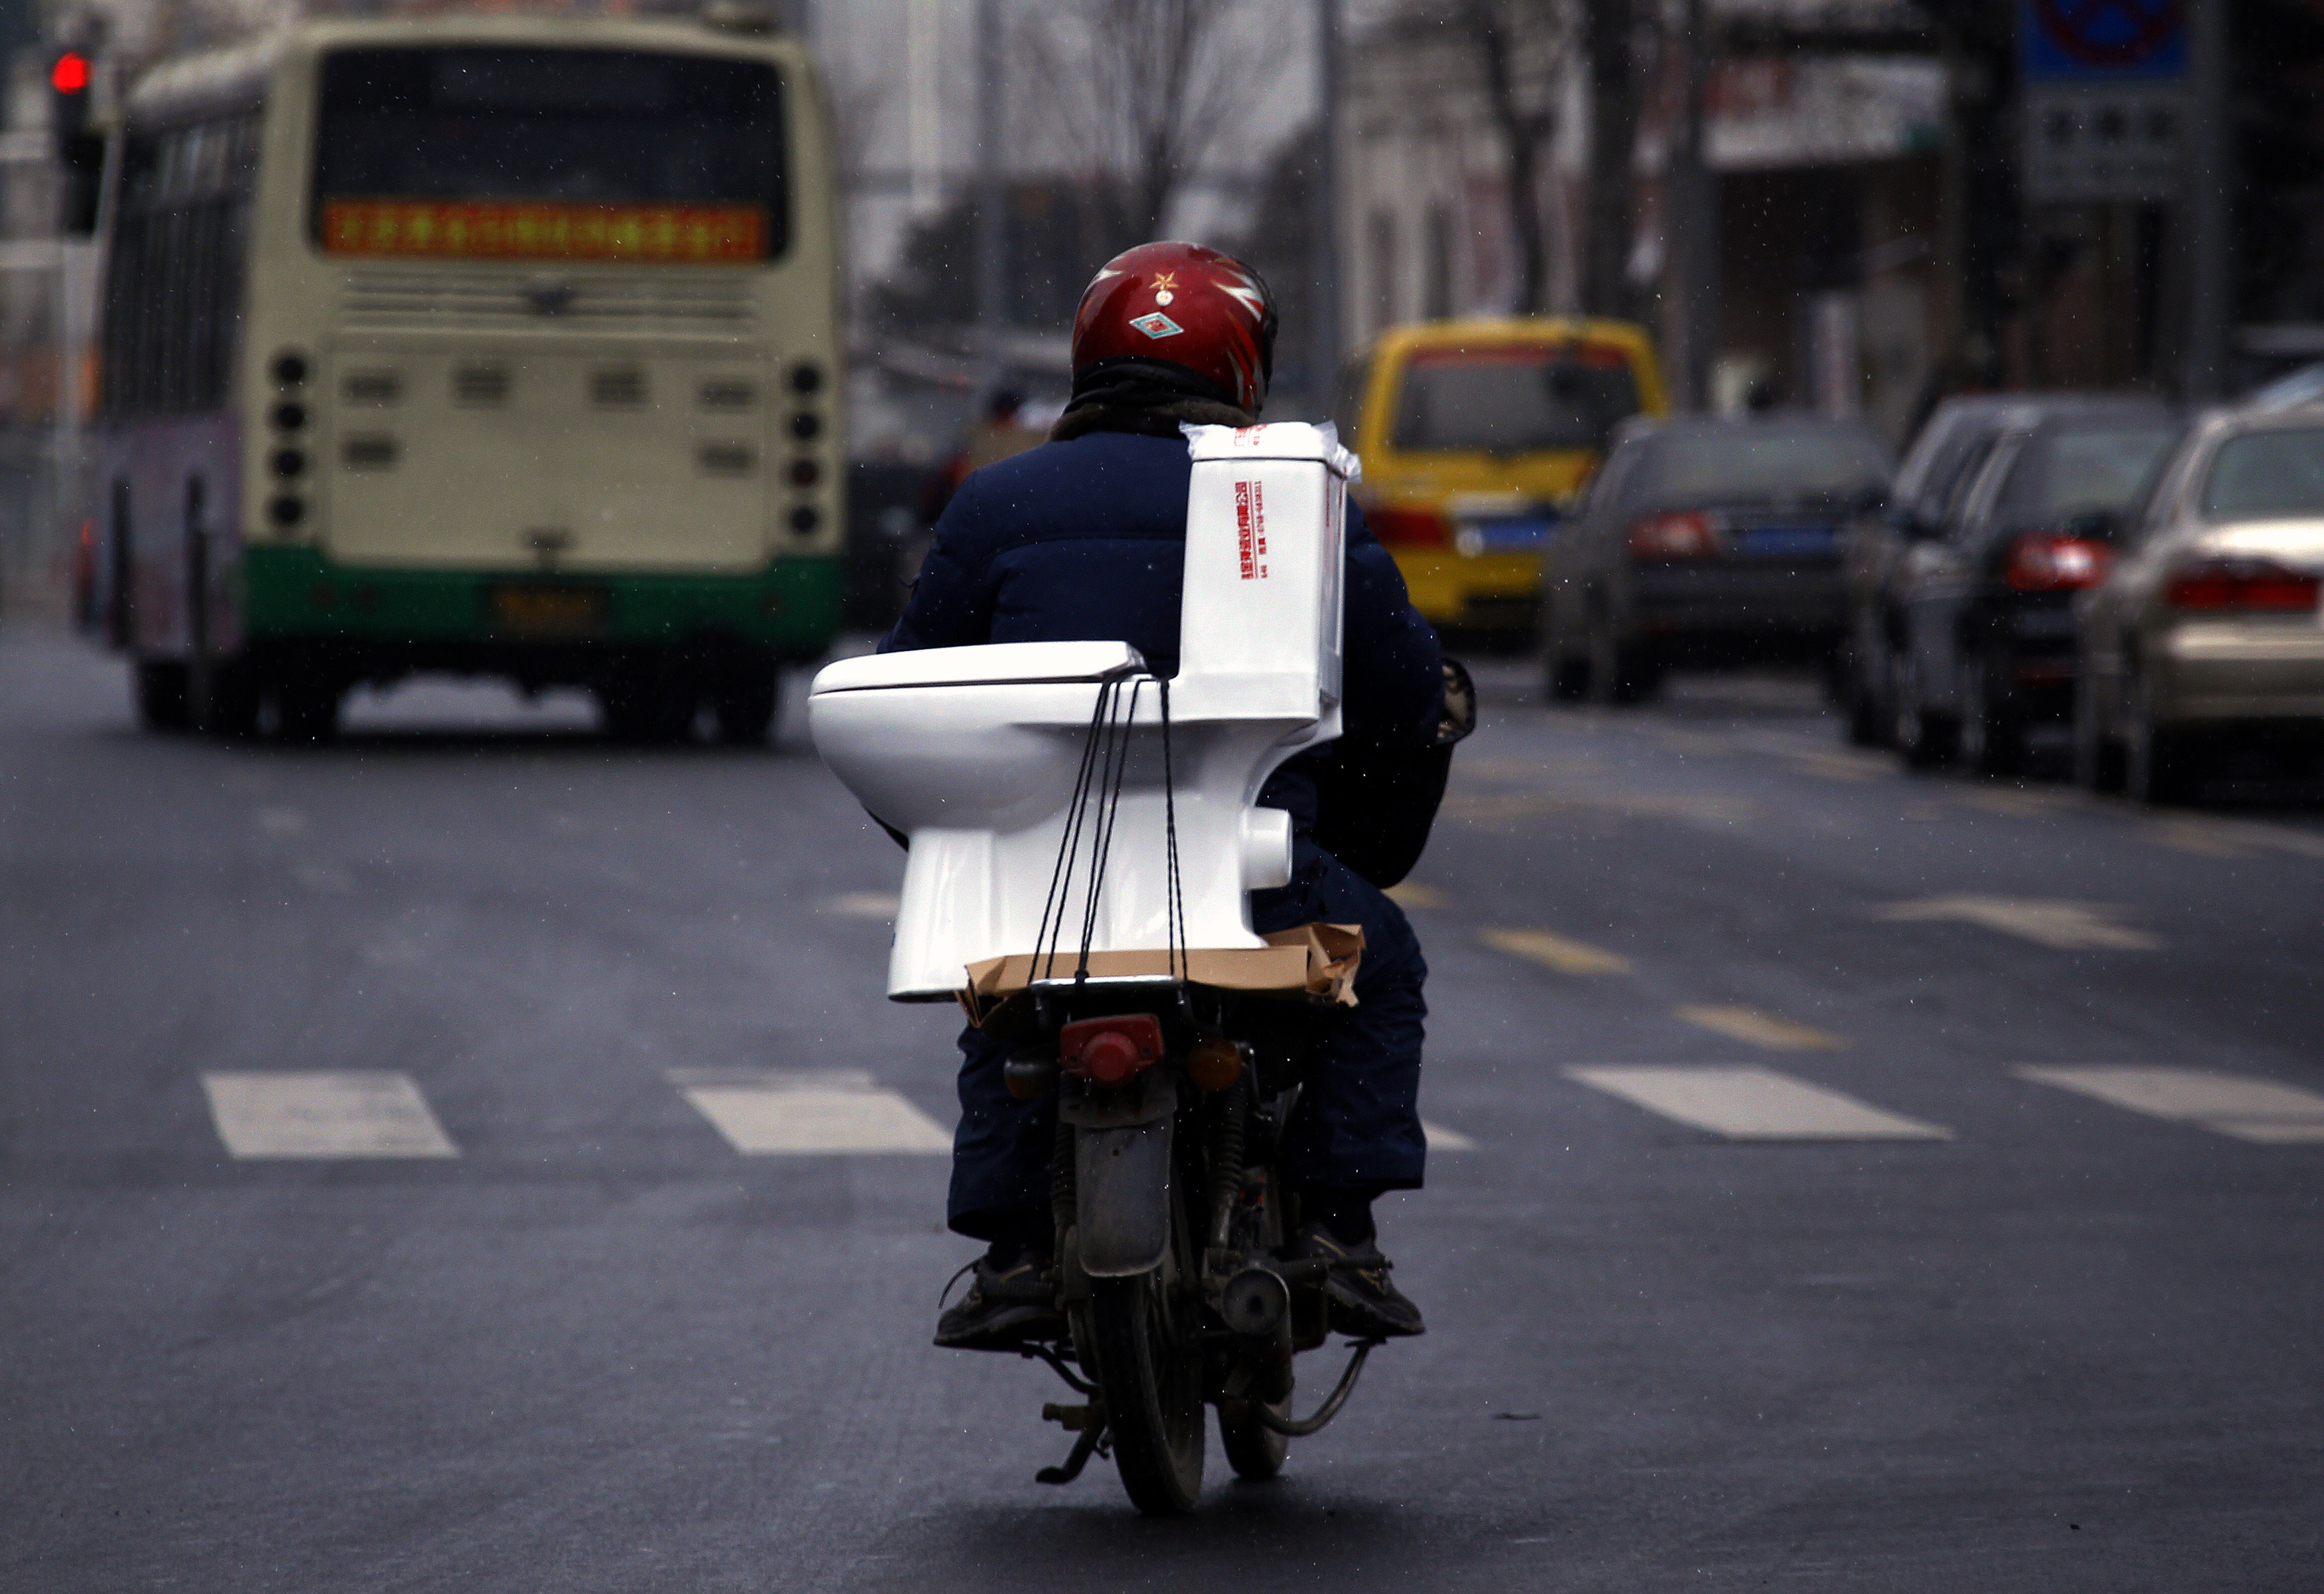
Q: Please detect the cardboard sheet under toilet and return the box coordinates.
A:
[959,922,1364,1029]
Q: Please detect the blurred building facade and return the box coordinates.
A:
[1337,0,1946,438]
[1334,0,2324,435]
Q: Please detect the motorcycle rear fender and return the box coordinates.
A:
[1072,1116,1173,1277]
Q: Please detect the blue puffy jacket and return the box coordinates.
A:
[879,428,1444,833]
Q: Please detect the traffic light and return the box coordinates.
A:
[48,47,103,236]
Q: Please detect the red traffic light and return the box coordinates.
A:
[50,52,90,94]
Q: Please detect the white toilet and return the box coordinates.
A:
[809,422,1355,1000]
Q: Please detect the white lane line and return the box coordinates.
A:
[823,891,902,920]
[1675,1005,1843,1051]
[1876,896,2159,951]
[2019,1067,2324,1144]
[203,1071,458,1159]
[1567,1066,1952,1141]
[670,1069,950,1154]
[1422,1120,1476,1151]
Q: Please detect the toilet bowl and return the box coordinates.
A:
[810,422,1355,999]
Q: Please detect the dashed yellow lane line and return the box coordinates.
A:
[1675,1004,1845,1051]
[824,891,902,919]
[1478,927,1633,976]
[1385,881,1449,909]
[1783,748,1891,782]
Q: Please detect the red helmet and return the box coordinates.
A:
[1069,242,1278,414]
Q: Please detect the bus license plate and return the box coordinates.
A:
[490,584,608,635]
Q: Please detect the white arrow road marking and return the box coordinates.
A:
[672,1069,951,1154]
[1568,1066,1951,1141]
[203,1071,458,1159]
[1876,896,2160,950]
[2019,1067,2324,1144]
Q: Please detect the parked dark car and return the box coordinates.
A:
[1835,395,2029,743]
[1880,399,2182,771]
[1540,416,1893,702]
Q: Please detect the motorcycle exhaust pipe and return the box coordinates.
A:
[1221,1265,1290,1338]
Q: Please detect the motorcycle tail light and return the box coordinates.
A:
[1186,1036,1244,1093]
[2165,555,2322,612]
[1059,1014,1165,1088]
[1627,511,1721,559]
[1368,505,1453,547]
[2005,533,2113,591]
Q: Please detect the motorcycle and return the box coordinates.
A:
[979,972,1386,1514]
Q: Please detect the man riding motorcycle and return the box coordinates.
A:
[878,242,1453,1350]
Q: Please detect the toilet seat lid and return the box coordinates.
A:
[809,640,1149,695]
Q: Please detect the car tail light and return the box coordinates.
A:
[2165,555,2323,612]
[2005,533,2113,591]
[1059,1014,1165,1088]
[1368,505,1452,547]
[1627,511,1722,559]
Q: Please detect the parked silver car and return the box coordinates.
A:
[2076,404,2324,802]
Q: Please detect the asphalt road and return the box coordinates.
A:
[4,627,2321,1592]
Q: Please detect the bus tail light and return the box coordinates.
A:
[1059,1014,1164,1088]
[2005,533,2112,591]
[2165,556,2321,612]
[1627,511,1721,559]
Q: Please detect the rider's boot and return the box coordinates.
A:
[934,1221,1062,1350]
[1284,1191,1426,1338]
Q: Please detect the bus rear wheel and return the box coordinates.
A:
[599,668,697,745]
[274,677,342,744]
[134,660,191,731]
[712,664,780,745]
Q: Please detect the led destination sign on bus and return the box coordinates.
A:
[313,46,789,262]
[321,199,768,263]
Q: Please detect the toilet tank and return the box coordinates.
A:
[1174,422,1356,730]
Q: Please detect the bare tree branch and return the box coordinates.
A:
[1023,0,1286,244]
[1393,0,1578,315]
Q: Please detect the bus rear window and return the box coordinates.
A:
[313,46,787,263]
[1388,344,1639,454]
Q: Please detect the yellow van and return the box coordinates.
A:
[1338,317,1667,638]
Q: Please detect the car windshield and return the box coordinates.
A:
[2015,424,2180,521]
[1640,428,1891,502]
[1388,344,1639,453]
[2201,428,2324,519]
[313,47,788,259]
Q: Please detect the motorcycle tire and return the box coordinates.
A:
[1217,1397,1291,1480]
[1089,1271,1206,1514]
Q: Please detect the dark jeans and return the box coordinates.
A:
[945,834,1429,1241]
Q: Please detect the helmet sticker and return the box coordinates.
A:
[1129,312,1185,339]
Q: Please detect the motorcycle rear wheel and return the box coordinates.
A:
[1090,1272,1206,1514]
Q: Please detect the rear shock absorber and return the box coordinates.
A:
[1048,1114,1076,1253]
[1206,1069,1250,1254]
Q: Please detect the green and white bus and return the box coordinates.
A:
[96,14,844,741]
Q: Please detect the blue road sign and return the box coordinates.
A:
[2022,0,2187,83]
